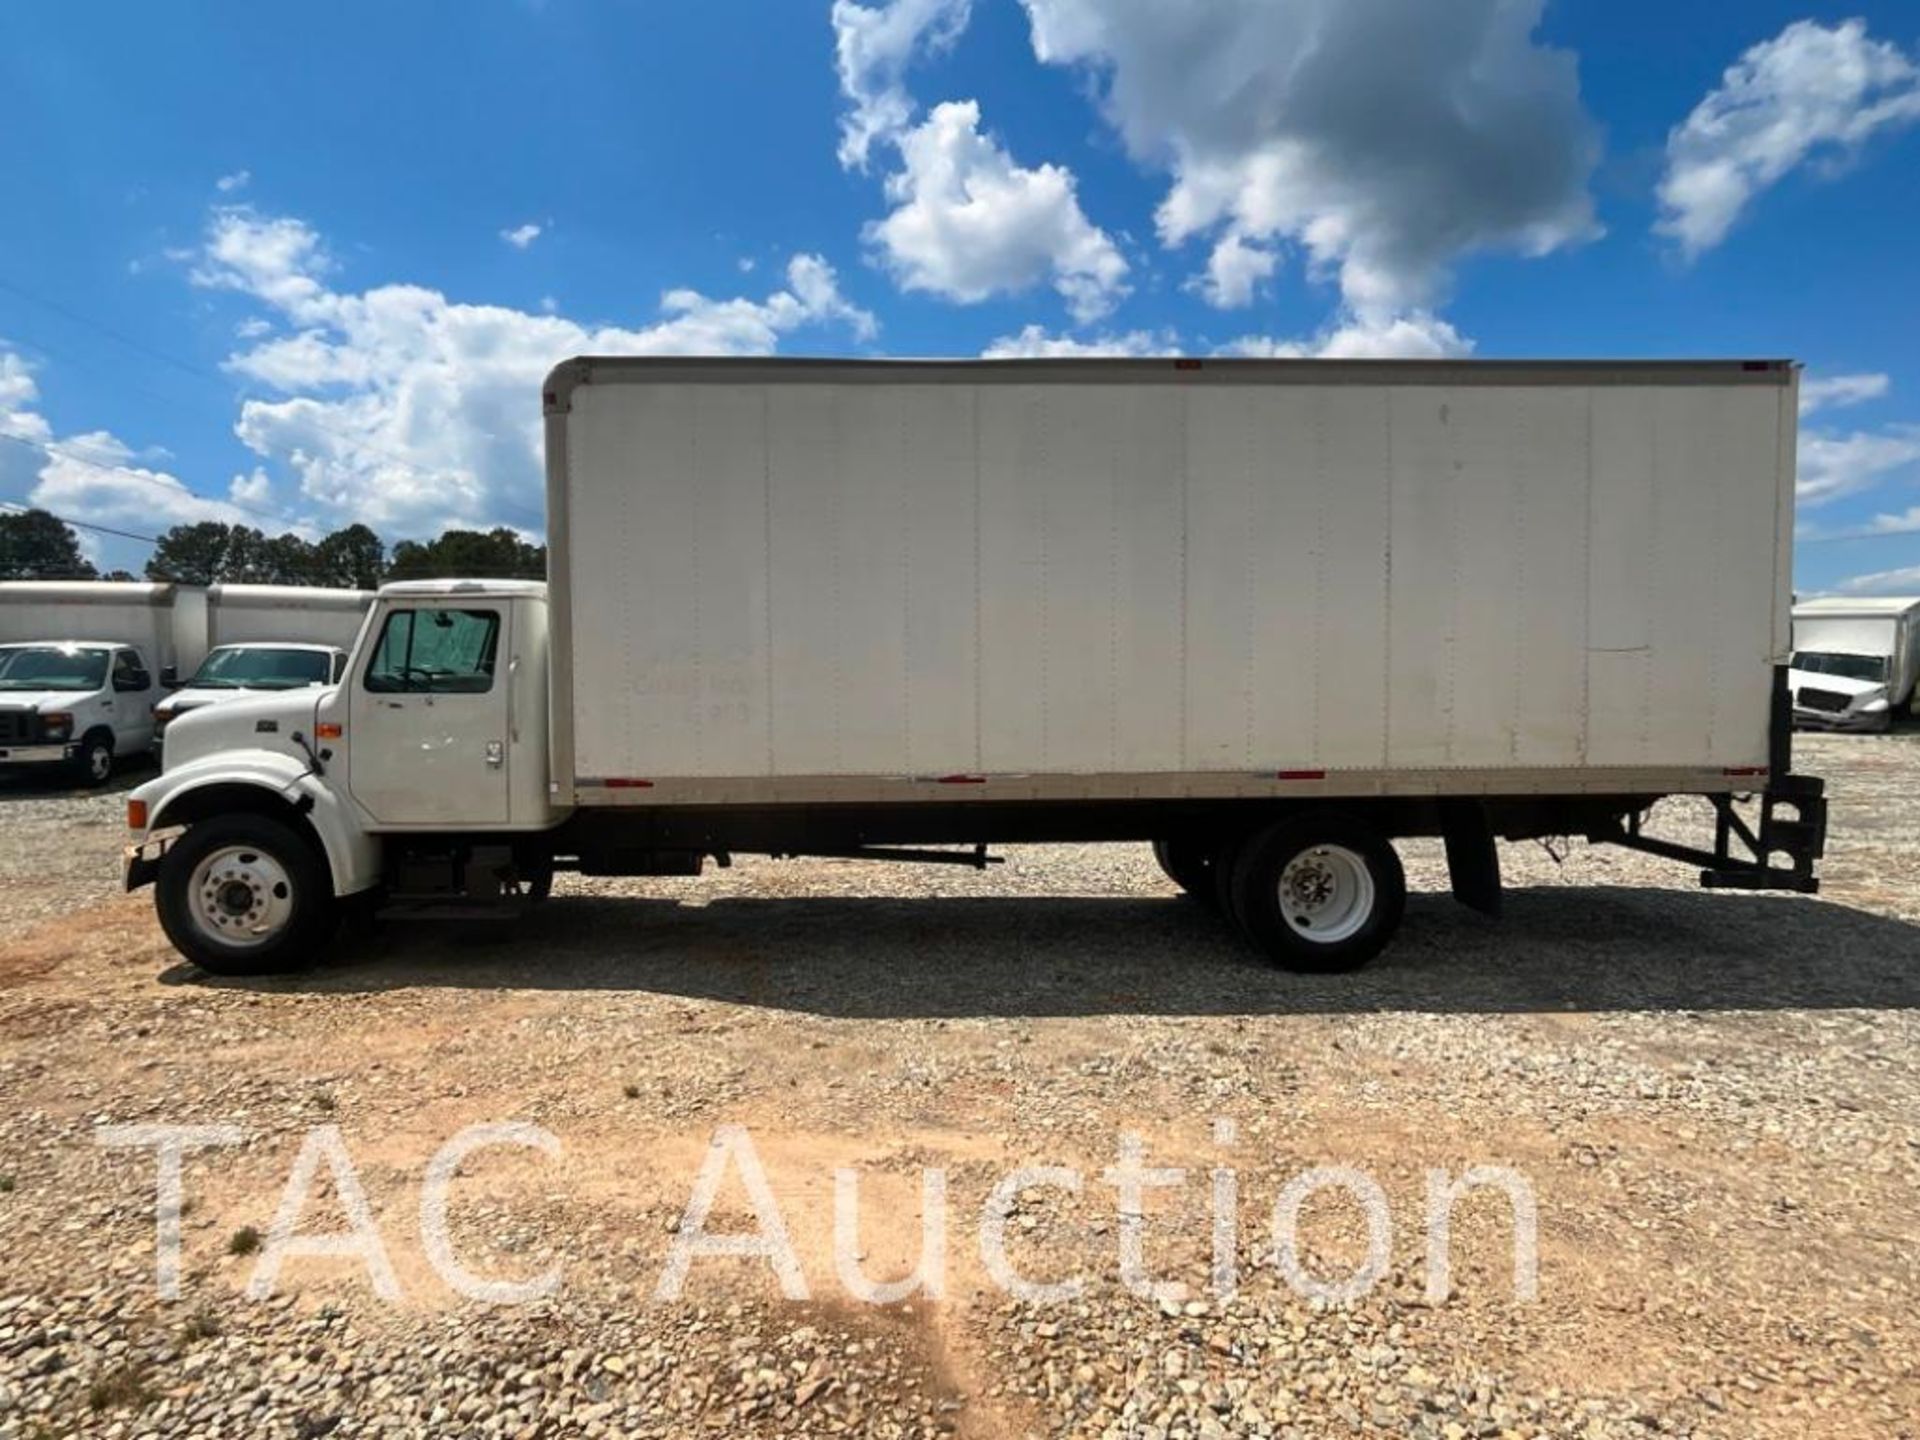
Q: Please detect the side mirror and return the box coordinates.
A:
[160,665,181,689]
[116,670,152,694]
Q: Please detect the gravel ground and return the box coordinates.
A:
[0,734,1915,1437]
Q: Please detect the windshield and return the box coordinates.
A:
[187,646,335,690]
[1793,651,1887,684]
[0,645,111,692]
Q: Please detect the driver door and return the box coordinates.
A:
[110,647,156,751]
[346,602,511,826]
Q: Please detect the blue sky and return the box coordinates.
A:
[1,1,1918,594]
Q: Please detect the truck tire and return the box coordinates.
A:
[1150,838,1215,904]
[74,730,115,787]
[1228,814,1406,972]
[155,814,335,976]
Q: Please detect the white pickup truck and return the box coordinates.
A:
[125,357,1828,977]
[0,641,158,783]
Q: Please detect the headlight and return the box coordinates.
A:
[40,712,72,741]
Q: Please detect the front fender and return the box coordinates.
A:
[127,750,380,897]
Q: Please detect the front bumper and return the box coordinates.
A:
[123,828,180,892]
[1793,706,1888,733]
[0,743,78,767]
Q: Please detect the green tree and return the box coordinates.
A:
[313,523,386,589]
[386,527,545,581]
[258,532,322,585]
[146,521,240,584]
[0,508,97,580]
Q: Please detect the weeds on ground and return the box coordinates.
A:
[87,1362,154,1412]
[228,1226,262,1257]
[178,1305,222,1342]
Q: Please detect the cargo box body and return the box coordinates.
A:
[546,359,1797,808]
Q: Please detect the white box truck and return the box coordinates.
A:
[0,580,372,782]
[1789,596,1920,731]
[126,357,1827,976]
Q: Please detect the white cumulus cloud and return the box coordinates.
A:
[215,169,251,194]
[1658,19,1920,258]
[1796,425,1920,507]
[500,222,544,250]
[866,100,1129,323]
[189,209,878,539]
[1019,0,1599,319]
[981,325,1177,359]
[1,345,261,541]
[1220,311,1474,361]
[1837,563,1920,596]
[832,0,971,171]
[833,3,1129,325]
[1192,232,1277,310]
[1799,371,1890,416]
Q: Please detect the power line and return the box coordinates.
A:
[0,429,309,533]
[0,499,162,546]
[1797,525,1919,546]
[0,270,463,480]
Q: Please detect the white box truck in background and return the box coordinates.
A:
[1789,596,1920,730]
[127,357,1828,977]
[205,584,374,651]
[0,581,371,783]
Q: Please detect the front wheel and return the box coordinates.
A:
[74,732,115,787]
[155,814,335,976]
[1229,814,1406,972]
[1151,838,1216,905]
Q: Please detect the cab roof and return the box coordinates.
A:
[378,579,547,598]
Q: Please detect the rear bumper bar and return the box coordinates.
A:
[1588,774,1827,894]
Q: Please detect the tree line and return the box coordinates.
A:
[0,508,546,588]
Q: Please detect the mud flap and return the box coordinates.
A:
[1440,799,1502,917]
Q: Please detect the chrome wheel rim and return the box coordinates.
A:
[188,845,295,948]
[87,744,111,782]
[1278,844,1375,943]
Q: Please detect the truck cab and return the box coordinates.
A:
[1788,597,1920,732]
[126,581,556,972]
[0,640,157,784]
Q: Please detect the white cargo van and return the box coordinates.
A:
[126,358,1827,976]
[0,641,157,782]
[151,641,350,754]
[1789,597,1920,731]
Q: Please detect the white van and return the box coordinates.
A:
[151,641,348,755]
[0,641,157,783]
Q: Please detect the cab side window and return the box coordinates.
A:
[363,609,500,694]
[112,649,150,693]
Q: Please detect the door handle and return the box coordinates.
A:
[485,741,504,768]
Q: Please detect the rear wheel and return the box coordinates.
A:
[1151,838,1216,904]
[156,814,334,976]
[1229,814,1406,972]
